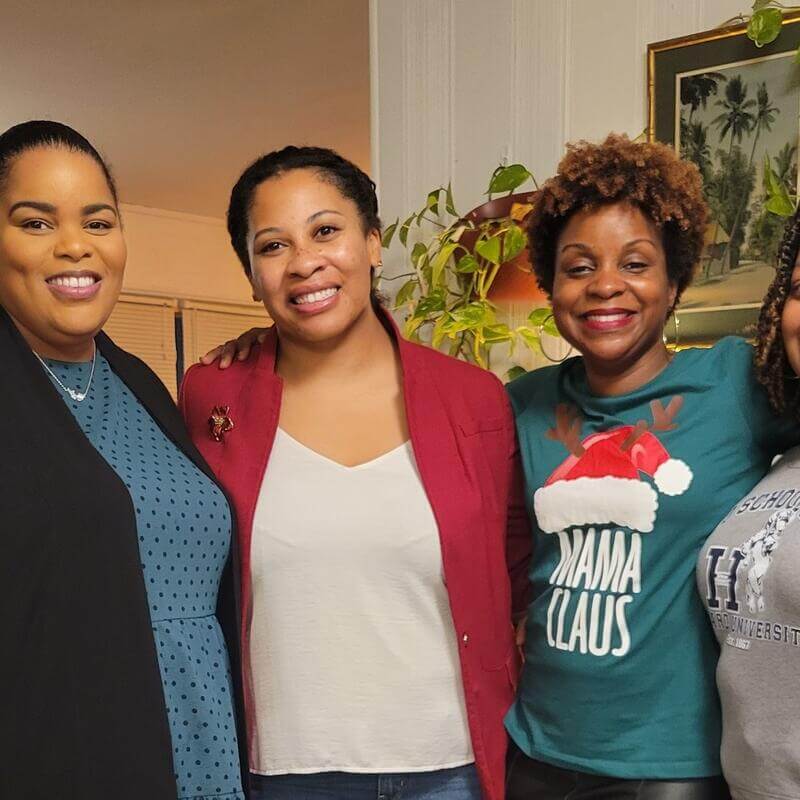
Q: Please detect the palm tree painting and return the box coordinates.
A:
[681,72,727,123]
[676,54,799,310]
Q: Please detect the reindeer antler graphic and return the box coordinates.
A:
[650,396,683,431]
[621,396,684,451]
[546,403,586,457]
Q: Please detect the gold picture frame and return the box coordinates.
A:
[648,13,800,345]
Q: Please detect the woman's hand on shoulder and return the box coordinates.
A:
[515,614,527,649]
[200,327,270,369]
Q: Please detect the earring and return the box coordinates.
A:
[538,313,570,363]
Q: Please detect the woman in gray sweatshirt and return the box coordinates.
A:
[697,208,800,800]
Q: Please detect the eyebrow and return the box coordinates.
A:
[9,201,56,215]
[83,203,117,216]
[8,201,117,217]
[560,237,657,254]
[253,209,344,239]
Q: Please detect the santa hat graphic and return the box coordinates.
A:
[534,427,692,534]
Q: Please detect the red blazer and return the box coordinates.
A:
[180,315,531,800]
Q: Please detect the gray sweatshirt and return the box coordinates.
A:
[697,446,800,800]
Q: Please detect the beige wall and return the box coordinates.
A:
[120,204,255,306]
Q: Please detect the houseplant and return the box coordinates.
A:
[734,2,800,219]
[381,163,557,378]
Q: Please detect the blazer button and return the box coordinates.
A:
[462,633,469,644]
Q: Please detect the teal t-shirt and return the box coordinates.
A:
[505,337,796,779]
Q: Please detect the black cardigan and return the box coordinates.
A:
[0,308,248,799]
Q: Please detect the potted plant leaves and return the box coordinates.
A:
[381,163,558,377]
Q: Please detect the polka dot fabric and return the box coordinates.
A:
[45,355,244,800]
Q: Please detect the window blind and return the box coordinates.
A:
[181,302,272,370]
[102,294,179,396]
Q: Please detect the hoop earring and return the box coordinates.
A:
[538,313,570,363]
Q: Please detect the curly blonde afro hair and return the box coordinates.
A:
[527,133,709,303]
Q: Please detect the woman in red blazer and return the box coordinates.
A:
[180,146,529,800]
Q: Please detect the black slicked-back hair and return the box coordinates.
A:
[0,120,117,203]
[227,145,380,277]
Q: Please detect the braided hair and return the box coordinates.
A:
[755,208,800,417]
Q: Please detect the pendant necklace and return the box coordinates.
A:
[33,343,97,402]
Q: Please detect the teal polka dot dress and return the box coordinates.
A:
[43,353,245,800]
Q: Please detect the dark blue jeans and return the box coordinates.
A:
[250,763,481,799]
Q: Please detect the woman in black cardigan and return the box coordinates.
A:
[0,121,247,799]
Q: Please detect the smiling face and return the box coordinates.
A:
[552,202,677,389]
[0,146,125,359]
[781,250,800,378]
[247,168,381,345]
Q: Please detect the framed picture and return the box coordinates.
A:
[648,13,800,345]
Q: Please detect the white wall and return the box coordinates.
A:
[120,204,255,306]
[371,0,745,283]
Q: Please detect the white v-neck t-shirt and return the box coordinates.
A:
[248,428,473,775]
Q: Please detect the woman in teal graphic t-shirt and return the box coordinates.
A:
[504,134,797,799]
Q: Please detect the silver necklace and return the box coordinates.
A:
[34,343,97,402]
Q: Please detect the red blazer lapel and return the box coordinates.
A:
[180,331,282,750]
[216,334,282,636]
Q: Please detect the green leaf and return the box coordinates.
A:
[543,315,560,337]
[381,219,398,248]
[764,154,797,216]
[455,254,480,273]
[747,7,783,46]
[426,189,441,217]
[506,365,527,382]
[398,213,415,247]
[503,224,527,261]
[413,289,447,318]
[475,234,503,265]
[431,242,459,287]
[449,301,494,329]
[431,314,451,348]
[764,153,779,193]
[527,307,559,336]
[766,189,796,217]
[445,182,456,216]
[411,241,428,265]
[488,163,532,194]
[482,323,513,344]
[395,279,418,306]
[517,327,542,352]
[404,315,423,338]
[527,307,551,326]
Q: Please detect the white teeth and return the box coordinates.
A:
[294,287,338,305]
[587,313,629,322]
[48,275,97,288]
